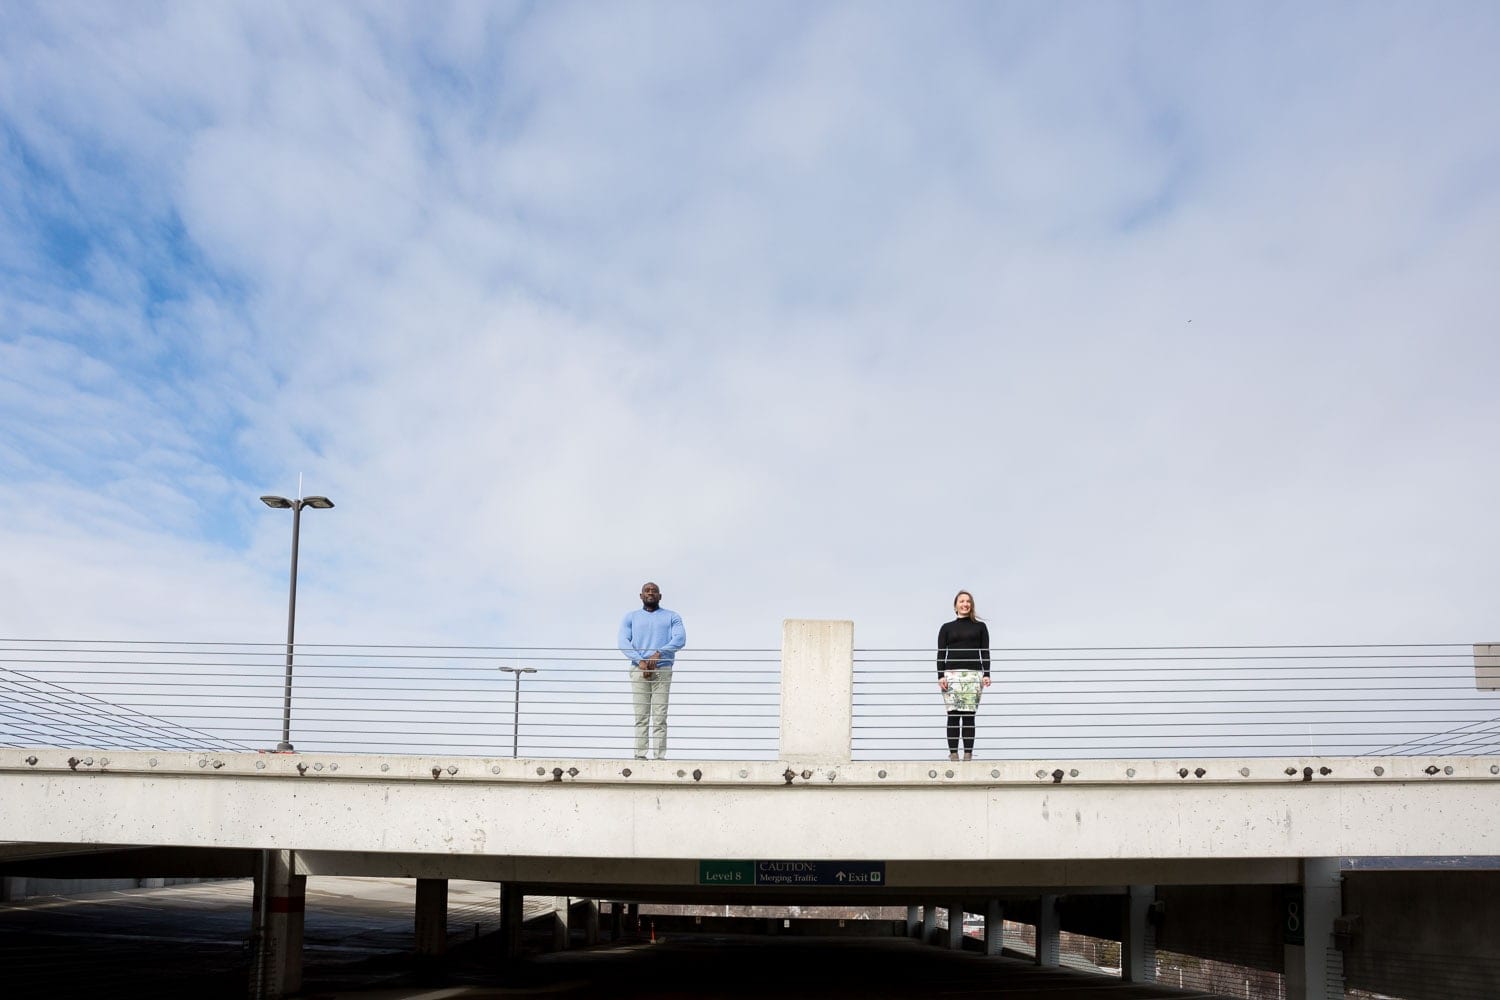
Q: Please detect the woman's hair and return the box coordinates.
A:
[952,590,980,621]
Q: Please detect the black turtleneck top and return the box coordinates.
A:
[936,617,991,677]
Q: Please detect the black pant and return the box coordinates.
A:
[946,712,975,754]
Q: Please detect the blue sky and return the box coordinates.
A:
[2,1,1498,652]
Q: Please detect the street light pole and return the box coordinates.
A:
[499,665,537,758]
[261,493,334,751]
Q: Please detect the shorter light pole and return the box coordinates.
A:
[499,665,537,758]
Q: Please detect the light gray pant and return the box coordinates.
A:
[630,665,673,759]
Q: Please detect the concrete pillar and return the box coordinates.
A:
[583,898,600,945]
[608,900,623,940]
[1036,894,1060,967]
[251,850,305,999]
[906,904,921,938]
[921,902,941,944]
[1285,859,1344,1000]
[984,899,1004,956]
[415,878,448,959]
[500,883,524,960]
[1122,885,1156,983]
[779,619,854,763]
[0,877,25,902]
[552,895,570,950]
[945,902,965,949]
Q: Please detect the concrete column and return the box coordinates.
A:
[984,899,1004,956]
[1122,885,1156,983]
[0,877,25,902]
[921,902,941,944]
[415,878,448,959]
[251,850,305,998]
[1036,894,1060,967]
[500,883,524,960]
[552,895,570,950]
[584,898,600,945]
[1285,859,1344,1000]
[945,902,965,949]
[779,619,854,763]
[906,904,921,938]
[608,900,623,940]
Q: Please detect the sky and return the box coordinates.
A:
[3,1,1499,662]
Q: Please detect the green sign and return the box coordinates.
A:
[698,860,755,885]
[697,860,885,887]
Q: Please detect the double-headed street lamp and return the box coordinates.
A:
[499,665,538,758]
[261,493,334,751]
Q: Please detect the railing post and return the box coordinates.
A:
[779,619,853,763]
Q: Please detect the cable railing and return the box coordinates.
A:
[3,639,1498,762]
[853,643,1500,760]
[0,640,780,760]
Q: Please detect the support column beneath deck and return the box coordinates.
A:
[251,849,305,999]
[945,902,965,949]
[1285,858,1344,1000]
[415,878,448,964]
[500,883,524,960]
[552,895,570,950]
[984,899,1005,956]
[583,898,600,945]
[1122,885,1156,983]
[1036,893,1060,968]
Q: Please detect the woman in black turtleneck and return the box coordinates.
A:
[936,590,992,761]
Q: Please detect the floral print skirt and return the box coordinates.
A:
[941,668,984,713]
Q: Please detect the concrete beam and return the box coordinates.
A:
[6,750,1499,862]
[290,851,1300,890]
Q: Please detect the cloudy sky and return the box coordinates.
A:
[3,1,1498,657]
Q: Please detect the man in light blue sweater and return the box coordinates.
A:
[617,581,687,760]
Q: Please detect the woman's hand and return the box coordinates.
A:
[982,676,992,688]
[938,677,949,692]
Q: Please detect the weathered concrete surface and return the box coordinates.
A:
[780,619,854,763]
[3,749,1499,863]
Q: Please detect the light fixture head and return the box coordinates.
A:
[303,496,335,509]
[260,495,293,509]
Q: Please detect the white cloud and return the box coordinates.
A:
[0,0,1497,674]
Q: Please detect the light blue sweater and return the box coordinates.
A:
[618,608,686,668]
